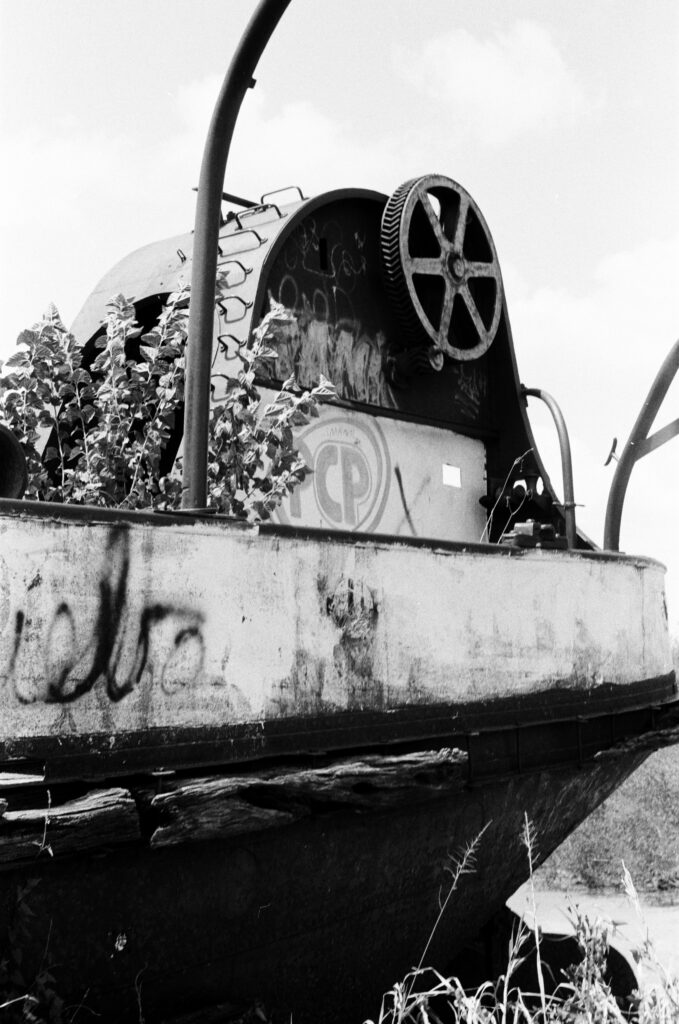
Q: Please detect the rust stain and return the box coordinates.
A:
[327,575,382,711]
[267,649,328,717]
[325,575,377,640]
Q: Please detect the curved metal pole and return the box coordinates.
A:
[604,339,679,551]
[522,387,577,549]
[182,0,292,509]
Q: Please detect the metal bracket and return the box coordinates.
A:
[216,333,244,357]
[261,185,307,204]
[217,296,253,323]
[218,229,267,256]
[234,202,284,229]
[217,260,253,288]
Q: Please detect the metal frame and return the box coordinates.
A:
[604,339,679,551]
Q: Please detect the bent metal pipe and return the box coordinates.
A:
[182,0,292,509]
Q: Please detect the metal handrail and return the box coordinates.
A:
[182,0,292,510]
[604,339,679,551]
[522,387,577,548]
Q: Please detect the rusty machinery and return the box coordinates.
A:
[7,0,678,552]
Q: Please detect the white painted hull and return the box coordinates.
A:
[0,501,673,770]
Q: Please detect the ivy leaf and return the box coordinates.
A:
[4,351,30,368]
[2,283,326,522]
[140,345,158,363]
[15,329,38,349]
[313,374,337,399]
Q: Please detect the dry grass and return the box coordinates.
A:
[365,820,679,1024]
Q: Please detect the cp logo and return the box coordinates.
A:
[279,416,391,533]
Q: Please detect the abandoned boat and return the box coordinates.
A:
[1,1,678,1020]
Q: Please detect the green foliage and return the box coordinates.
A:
[0,277,335,519]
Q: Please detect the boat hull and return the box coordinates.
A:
[0,500,676,1018]
[0,746,651,1022]
[0,499,673,780]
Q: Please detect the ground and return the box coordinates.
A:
[537,745,679,893]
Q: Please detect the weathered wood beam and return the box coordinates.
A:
[0,749,470,864]
[0,788,139,865]
[141,748,467,848]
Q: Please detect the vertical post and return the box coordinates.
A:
[182,0,292,509]
[522,387,577,548]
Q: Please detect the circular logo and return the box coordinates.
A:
[276,415,391,533]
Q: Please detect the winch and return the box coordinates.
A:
[71,173,565,546]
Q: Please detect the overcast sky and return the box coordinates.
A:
[1,0,678,631]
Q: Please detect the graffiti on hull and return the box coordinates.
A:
[7,530,205,705]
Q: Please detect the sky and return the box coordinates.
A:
[1,0,678,631]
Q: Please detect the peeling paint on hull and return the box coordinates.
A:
[0,505,673,768]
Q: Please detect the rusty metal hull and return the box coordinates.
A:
[0,747,651,1023]
[0,498,674,779]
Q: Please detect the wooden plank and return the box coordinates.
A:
[0,788,139,865]
[144,748,467,847]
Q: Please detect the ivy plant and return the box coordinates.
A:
[0,273,334,520]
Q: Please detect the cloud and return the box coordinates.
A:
[508,233,679,629]
[0,125,144,348]
[396,21,593,147]
[0,75,400,356]
[167,78,399,198]
[511,234,679,424]
[1,128,136,231]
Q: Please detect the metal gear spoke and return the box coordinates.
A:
[466,261,499,279]
[410,257,445,276]
[461,284,488,340]
[454,194,469,251]
[380,174,503,361]
[417,190,447,248]
[438,282,456,345]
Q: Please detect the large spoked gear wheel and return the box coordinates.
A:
[381,175,504,361]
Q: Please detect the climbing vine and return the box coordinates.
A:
[0,273,334,519]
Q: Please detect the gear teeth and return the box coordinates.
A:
[381,178,430,346]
